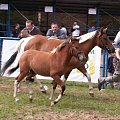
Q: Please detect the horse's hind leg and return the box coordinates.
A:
[14,72,27,101]
[34,76,47,94]
[25,70,36,102]
[77,66,94,97]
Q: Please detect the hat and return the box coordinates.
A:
[112,42,120,48]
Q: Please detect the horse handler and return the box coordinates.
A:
[98,31,120,90]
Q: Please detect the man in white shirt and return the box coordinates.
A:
[72,22,80,37]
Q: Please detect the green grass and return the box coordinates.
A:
[0,77,120,119]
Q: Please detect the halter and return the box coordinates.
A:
[99,33,110,51]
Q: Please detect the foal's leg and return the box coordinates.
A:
[25,70,36,102]
[14,72,27,101]
[34,76,47,94]
[77,66,94,97]
[51,75,65,106]
[63,70,72,83]
[25,79,33,102]
[49,81,57,106]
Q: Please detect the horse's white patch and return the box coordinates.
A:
[79,31,97,43]
[51,47,57,53]
[12,36,35,68]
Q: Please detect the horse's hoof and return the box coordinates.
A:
[41,90,46,94]
[17,89,21,93]
[49,97,52,101]
[15,97,19,102]
[29,98,33,102]
[29,78,34,82]
[54,100,58,104]
[40,85,48,94]
[89,92,94,97]
[51,101,55,106]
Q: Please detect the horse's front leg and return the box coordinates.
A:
[49,81,57,106]
[78,66,94,97]
[51,75,65,105]
[62,70,72,83]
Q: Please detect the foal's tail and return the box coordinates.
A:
[1,39,24,75]
[7,64,19,75]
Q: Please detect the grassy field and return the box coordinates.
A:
[0,77,120,120]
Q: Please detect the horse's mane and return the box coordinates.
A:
[79,30,97,43]
[56,41,69,52]
[50,40,70,53]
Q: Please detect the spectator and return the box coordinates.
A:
[88,25,96,33]
[46,22,67,39]
[12,23,21,37]
[24,20,40,35]
[98,30,120,90]
[18,28,32,38]
[107,53,116,76]
[72,22,80,37]
[60,25,67,35]
[107,53,118,88]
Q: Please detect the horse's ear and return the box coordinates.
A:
[99,27,104,33]
[57,41,69,51]
[103,28,107,34]
[99,27,107,34]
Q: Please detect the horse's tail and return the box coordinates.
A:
[1,51,18,75]
[1,39,24,75]
[7,64,19,75]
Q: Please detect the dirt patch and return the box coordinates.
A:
[16,110,120,120]
[0,82,120,120]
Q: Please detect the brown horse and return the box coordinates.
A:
[2,27,115,97]
[7,41,87,105]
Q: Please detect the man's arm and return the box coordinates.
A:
[58,30,67,39]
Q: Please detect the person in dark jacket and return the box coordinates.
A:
[98,36,120,90]
[25,20,40,35]
[107,53,116,76]
[12,23,21,37]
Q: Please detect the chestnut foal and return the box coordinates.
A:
[8,40,86,106]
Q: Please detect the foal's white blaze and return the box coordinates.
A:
[79,31,97,43]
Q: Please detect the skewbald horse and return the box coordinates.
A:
[2,27,115,97]
[7,40,87,105]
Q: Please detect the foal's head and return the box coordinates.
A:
[96,27,115,53]
[56,40,87,62]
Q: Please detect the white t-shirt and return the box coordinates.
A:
[61,27,67,35]
[72,25,80,37]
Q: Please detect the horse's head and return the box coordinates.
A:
[69,41,87,62]
[96,27,115,53]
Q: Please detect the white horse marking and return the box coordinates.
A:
[79,31,97,43]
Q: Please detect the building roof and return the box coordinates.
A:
[1,0,120,15]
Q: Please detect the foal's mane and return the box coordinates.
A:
[56,41,69,52]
